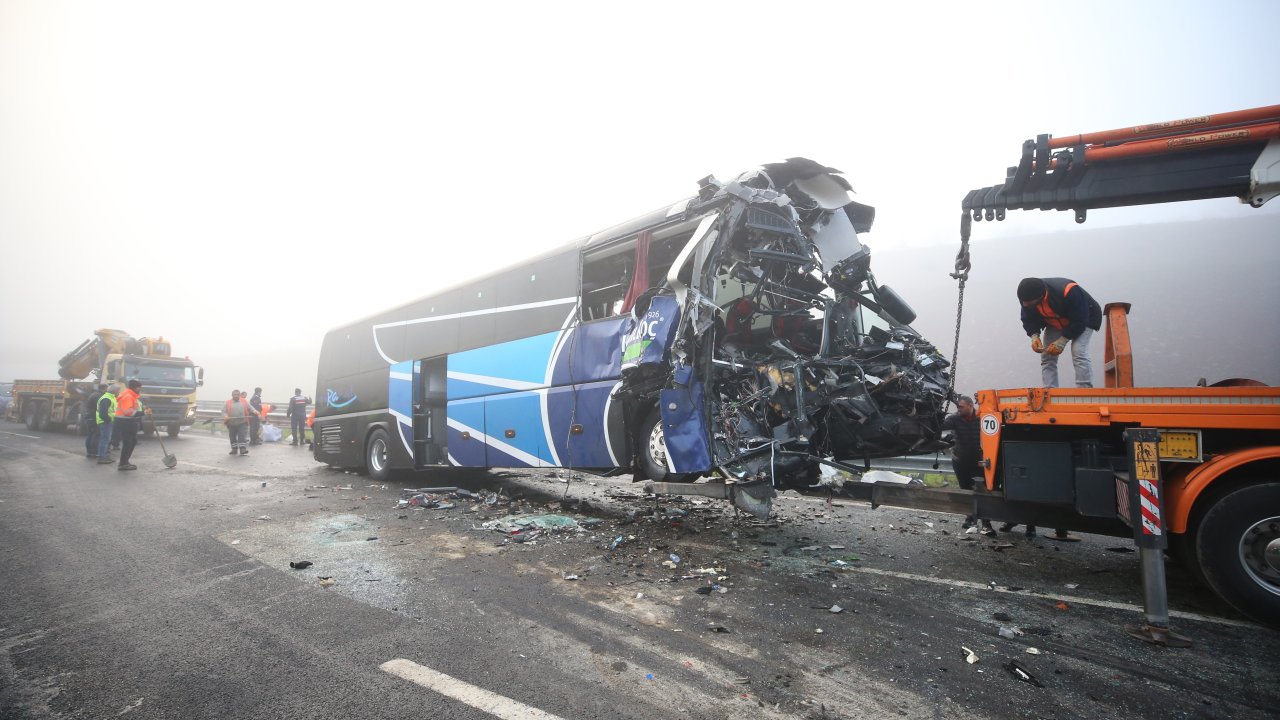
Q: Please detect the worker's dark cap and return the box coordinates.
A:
[955,394,974,405]
[1016,277,1045,301]
[127,379,142,390]
[295,388,302,394]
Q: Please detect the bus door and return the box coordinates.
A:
[416,356,447,466]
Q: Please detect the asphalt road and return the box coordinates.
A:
[1,421,1277,719]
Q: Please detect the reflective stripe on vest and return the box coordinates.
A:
[1035,281,1077,330]
[97,393,118,424]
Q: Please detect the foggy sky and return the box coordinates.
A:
[1,1,1278,403]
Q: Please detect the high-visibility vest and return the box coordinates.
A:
[96,393,118,424]
[116,388,141,418]
[1035,281,1078,330]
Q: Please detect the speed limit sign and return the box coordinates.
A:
[980,413,1000,436]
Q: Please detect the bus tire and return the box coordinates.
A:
[364,428,392,483]
[1194,481,1280,628]
[639,410,688,482]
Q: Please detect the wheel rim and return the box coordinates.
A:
[370,437,388,474]
[1238,515,1280,597]
[647,421,668,470]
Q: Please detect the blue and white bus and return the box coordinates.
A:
[313,158,951,512]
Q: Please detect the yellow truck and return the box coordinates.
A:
[6,329,203,437]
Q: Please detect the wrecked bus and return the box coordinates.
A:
[313,158,952,511]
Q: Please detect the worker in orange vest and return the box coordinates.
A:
[114,379,150,471]
[1017,277,1102,388]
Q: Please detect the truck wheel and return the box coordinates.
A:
[1194,481,1280,628]
[364,428,392,483]
[168,423,180,438]
[639,410,688,482]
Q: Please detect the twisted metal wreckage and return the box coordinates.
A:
[615,158,952,518]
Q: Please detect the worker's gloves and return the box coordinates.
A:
[1030,335,1045,354]
[1045,337,1069,356]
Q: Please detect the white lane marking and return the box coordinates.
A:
[848,566,1259,628]
[1,431,41,439]
[380,658,568,720]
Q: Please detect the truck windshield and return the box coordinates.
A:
[125,363,195,383]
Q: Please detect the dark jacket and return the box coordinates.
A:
[287,394,310,419]
[1019,277,1102,340]
[943,411,981,461]
[85,390,103,423]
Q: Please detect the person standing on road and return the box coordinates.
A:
[286,388,310,446]
[1017,277,1102,388]
[248,387,264,445]
[83,383,107,459]
[942,395,995,536]
[94,384,119,465]
[114,379,147,471]
[223,389,257,456]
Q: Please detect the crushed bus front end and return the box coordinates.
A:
[616,158,951,515]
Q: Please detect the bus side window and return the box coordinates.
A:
[580,249,629,321]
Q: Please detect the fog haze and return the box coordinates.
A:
[1,1,1277,403]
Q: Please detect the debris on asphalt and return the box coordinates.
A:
[993,612,1013,622]
[1065,583,1080,589]
[998,626,1023,639]
[610,535,626,550]
[563,573,579,581]
[1106,546,1136,553]
[1003,660,1044,687]
[962,646,979,664]
[829,605,844,614]
[317,577,336,587]
[1025,647,1042,655]
[1054,601,1070,611]
[668,553,681,564]
[230,539,240,546]
[708,625,731,633]
[483,514,581,534]
[289,560,313,570]
[256,515,271,521]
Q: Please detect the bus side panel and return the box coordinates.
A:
[485,390,551,468]
[447,331,562,400]
[388,361,416,463]
[546,380,625,469]
[446,397,487,466]
[552,317,631,386]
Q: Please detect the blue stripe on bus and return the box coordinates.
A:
[449,331,561,389]
[446,377,514,400]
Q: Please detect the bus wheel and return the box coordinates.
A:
[639,410,687,482]
[1195,481,1280,628]
[365,428,392,483]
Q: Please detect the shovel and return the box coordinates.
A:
[149,417,178,468]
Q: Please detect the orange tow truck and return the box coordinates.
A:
[960,105,1280,640]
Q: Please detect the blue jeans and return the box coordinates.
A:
[96,421,114,458]
[1041,327,1095,388]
